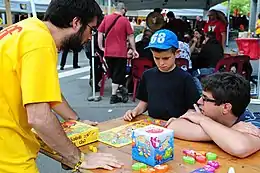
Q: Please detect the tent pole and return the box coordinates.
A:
[30,0,37,17]
[4,0,12,25]
[226,0,231,47]
[108,0,111,15]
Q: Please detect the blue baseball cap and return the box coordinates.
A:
[145,29,179,50]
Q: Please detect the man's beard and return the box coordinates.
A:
[60,26,86,52]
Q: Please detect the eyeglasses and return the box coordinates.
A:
[201,95,216,103]
[87,24,97,36]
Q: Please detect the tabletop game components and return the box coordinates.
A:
[204,165,216,172]
[61,120,99,147]
[132,125,174,166]
[88,145,97,153]
[207,161,220,169]
[183,149,196,158]
[132,163,148,171]
[206,152,217,161]
[190,168,214,173]
[154,164,169,173]
[183,156,196,165]
[196,155,207,163]
[228,167,235,173]
[143,117,167,127]
[140,168,156,173]
[98,120,150,147]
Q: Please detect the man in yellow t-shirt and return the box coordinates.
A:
[256,13,260,37]
[0,0,123,172]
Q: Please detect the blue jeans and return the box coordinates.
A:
[192,68,215,94]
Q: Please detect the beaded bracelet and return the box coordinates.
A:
[72,152,84,172]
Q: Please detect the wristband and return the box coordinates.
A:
[72,152,84,172]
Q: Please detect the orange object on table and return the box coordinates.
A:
[154,164,169,173]
[140,168,156,173]
[235,38,260,60]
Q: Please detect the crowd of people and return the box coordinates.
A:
[0,0,260,173]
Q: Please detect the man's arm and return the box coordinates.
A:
[26,103,80,167]
[167,118,211,141]
[221,32,226,49]
[133,100,148,115]
[98,32,104,51]
[52,94,78,121]
[128,34,136,50]
[200,118,260,158]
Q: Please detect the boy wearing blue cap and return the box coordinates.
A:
[124,29,200,121]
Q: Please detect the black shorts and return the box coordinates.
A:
[106,57,127,85]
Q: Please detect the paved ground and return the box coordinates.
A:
[36,41,259,173]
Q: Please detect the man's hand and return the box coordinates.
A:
[123,110,138,121]
[80,153,123,171]
[81,120,98,126]
[132,50,139,59]
[180,104,210,125]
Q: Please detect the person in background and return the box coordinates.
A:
[204,9,227,49]
[166,72,260,158]
[0,0,123,172]
[98,2,139,104]
[60,47,81,70]
[123,29,200,121]
[256,13,260,37]
[189,29,204,54]
[191,31,224,93]
[176,40,192,70]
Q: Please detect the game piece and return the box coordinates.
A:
[182,156,196,164]
[98,120,150,147]
[154,164,169,173]
[206,152,217,161]
[197,151,207,156]
[207,161,220,169]
[140,168,156,173]
[132,125,174,166]
[183,149,196,158]
[190,168,214,173]
[204,165,216,172]
[132,162,147,171]
[228,167,235,173]
[196,155,207,163]
[92,146,97,153]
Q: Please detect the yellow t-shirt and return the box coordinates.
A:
[256,19,260,35]
[0,18,62,173]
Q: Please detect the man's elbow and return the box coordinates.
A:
[26,103,50,127]
[228,144,257,158]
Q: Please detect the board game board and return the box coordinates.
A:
[98,117,167,147]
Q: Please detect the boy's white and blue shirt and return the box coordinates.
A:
[236,110,260,128]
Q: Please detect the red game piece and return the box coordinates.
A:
[195,155,206,163]
[154,165,169,173]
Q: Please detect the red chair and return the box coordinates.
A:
[214,58,235,72]
[95,52,110,96]
[175,58,189,70]
[132,58,154,102]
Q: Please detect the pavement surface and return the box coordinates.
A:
[37,41,259,173]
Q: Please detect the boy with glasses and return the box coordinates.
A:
[166,72,260,158]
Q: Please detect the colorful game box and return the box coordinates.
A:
[132,124,174,166]
[33,120,99,153]
[98,120,150,147]
[61,120,99,147]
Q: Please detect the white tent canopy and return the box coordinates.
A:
[0,0,50,13]
[123,0,227,10]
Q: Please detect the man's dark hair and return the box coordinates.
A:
[43,0,102,28]
[205,31,216,40]
[167,11,175,19]
[150,47,177,53]
[154,8,162,13]
[201,72,250,117]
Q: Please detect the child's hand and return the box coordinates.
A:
[123,110,138,121]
